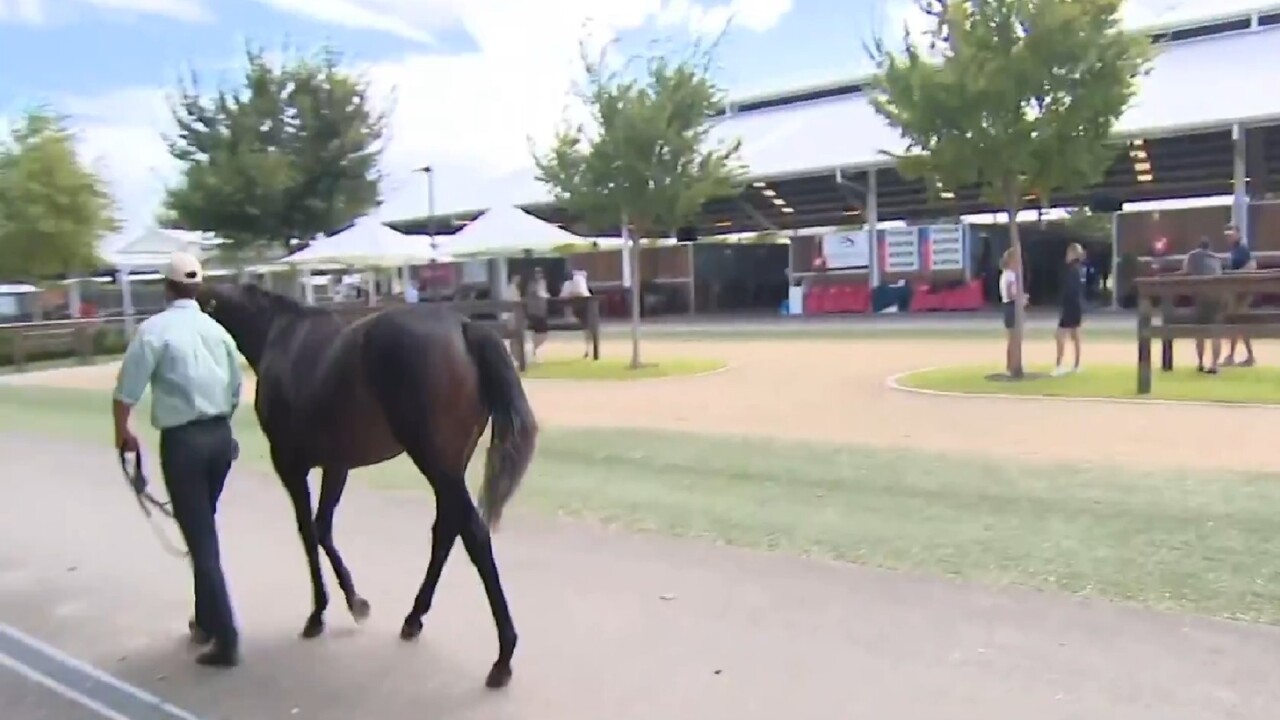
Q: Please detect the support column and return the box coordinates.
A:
[119,269,135,337]
[867,168,880,287]
[1232,123,1249,244]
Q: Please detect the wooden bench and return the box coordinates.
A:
[1135,271,1280,393]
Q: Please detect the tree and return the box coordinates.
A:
[533,40,747,368]
[0,107,116,280]
[870,0,1151,376]
[164,45,388,256]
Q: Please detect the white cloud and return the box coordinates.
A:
[0,0,210,23]
[656,0,793,37]
[40,0,792,236]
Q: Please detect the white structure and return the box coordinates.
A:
[442,205,592,257]
[280,216,449,267]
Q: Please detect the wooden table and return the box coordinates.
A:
[1134,270,1280,393]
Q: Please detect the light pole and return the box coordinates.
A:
[413,165,436,302]
[414,164,436,247]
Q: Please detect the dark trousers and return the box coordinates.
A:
[159,416,238,648]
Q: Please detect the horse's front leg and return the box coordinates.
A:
[316,467,370,623]
[274,456,328,638]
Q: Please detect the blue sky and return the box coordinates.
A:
[0,0,1262,238]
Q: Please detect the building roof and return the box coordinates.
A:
[393,8,1280,236]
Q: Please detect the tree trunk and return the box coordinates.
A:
[1006,191,1025,378]
[626,216,642,369]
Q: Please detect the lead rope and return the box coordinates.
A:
[118,448,189,559]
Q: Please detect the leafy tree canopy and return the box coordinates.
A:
[532,39,747,238]
[0,108,116,279]
[870,0,1152,212]
[164,45,389,254]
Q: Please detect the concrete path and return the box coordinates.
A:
[1,434,1277,720]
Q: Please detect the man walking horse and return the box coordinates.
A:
[114,252,539,688]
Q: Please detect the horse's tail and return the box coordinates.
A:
[462,320,538,531]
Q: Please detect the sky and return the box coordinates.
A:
[0,0,1272,245]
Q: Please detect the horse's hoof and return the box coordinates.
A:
[350,597,371,623]
[399,617,423,641]
[485,663,512,689]
[300,615,325,639]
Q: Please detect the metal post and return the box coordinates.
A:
[427,169,437,248]
[867,168,880,287]
[119,269,136,337]
[1110,211,1120,309]
[1232,123,1249,244]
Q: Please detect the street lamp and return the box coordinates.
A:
[414,164,436,247]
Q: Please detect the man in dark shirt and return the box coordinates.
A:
[1222,224,1256,367]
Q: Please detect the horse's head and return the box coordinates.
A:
[199,283,292,368]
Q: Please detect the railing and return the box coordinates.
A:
[0,296,602,373]
[1134,270,1280,393]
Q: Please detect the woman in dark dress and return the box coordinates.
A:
[1053,243,1086,376]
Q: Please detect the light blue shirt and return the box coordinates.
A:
[113,299,243,430]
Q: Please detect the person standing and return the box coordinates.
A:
[112,252,244,667]
[1222,223,1257,367]
[998,248,1025,376]
[524,267,550,362]
[1052,243,1087,376]
[1182,239,1224,374]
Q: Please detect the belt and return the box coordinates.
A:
[161,414,230,432]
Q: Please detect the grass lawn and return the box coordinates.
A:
[522,357,725,380]
[899,364,1280,405]
[2,384,1278,623]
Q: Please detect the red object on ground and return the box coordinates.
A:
[910,279,984,312]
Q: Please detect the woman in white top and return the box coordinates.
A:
[560,270,592,358]
[998,248,1026,374]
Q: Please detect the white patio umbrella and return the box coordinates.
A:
[280,217,452,267]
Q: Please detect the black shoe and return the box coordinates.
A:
[195,643,240,668]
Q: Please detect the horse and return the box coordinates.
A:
[198,284,538,688]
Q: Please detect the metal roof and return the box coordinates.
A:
[392,10,1280,237]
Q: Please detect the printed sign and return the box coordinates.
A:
[821,231,871,270]
[927,225,965,271]
[883,227,920,273]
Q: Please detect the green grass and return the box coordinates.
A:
[2,384,1278,623]
[522,357,725,380]
[899,364,1280,405]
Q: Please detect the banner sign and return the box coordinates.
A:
[820,231,871,270]
[925,225,965,271]
[882,227,921,273]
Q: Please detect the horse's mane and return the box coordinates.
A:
[239,284,328,318]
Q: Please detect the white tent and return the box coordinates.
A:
[280,217,451,267]
[104,228,226,270]
[443,205,594,257]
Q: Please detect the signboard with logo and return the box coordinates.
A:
[820,231,871,270]
[882,227,921,273]
[925,225,965,271]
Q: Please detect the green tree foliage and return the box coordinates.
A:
[164,45,388,255]
[0,108,116,280]
[870,0,1151,376]
[533,40,747,367]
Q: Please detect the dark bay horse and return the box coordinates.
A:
[199,284,538,688]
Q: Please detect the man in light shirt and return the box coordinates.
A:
[112,251,244,667]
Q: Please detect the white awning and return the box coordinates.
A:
[280,217,451,267]
[441,205,593,257]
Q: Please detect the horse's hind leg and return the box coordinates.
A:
[399,483,461,641]
[316,467,370,623]
[455,495,518,689]
[275,457,328,638]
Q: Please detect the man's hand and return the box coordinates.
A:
[116,427,139,453]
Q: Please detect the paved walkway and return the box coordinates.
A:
[1,434,1277,720]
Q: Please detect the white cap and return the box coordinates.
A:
[165,251,204,284]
